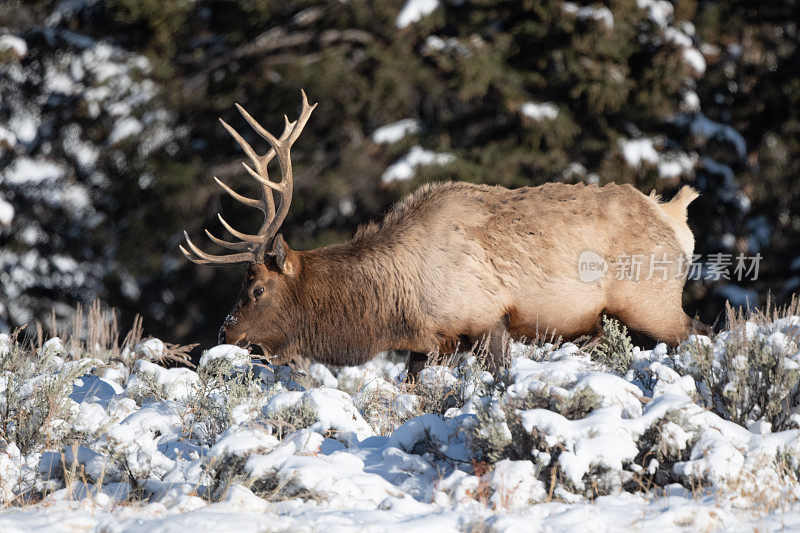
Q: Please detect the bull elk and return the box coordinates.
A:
[181,90,707,375]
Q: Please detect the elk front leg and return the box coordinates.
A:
[407,351,428,381]
[476,319,511,373]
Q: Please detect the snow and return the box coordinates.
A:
[63,124,99,170]
[381,145,455,183]
[0,194,14,226]
[210,425,278,459]
[7,108,40,144]
[488,459,547,509]
[108,117,144,144]
[127,359,200,401]
[658,151,697,179]
[689,114,747,158]
[0,320,799,528]
[520,101,558,121]
[309,363,338,388]
[388,413,470,462]
[619,137,698,179]
[637,0,673,28]
[562,3,614,29]
[133,338,165,360]
[577,5,614,29]
[198,344,251,367]
[0,34,27,57]
[1,157,66,185]
[0,10,174,340]
[396,0,440,28]
[265,387,375,444]
[421,35,468,56]
[619,138,659,168]
[561,2,579,14]
[681,90,701,112]
[682,48,707,76]
[664,27,693,48]
[372,119,421,144]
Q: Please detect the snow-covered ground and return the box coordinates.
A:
[1,318,799,531]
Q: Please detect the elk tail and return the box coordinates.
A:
[660,185,699,222]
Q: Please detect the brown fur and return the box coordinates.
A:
[220,181,705,366]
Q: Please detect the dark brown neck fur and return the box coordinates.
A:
[285,241,422,366]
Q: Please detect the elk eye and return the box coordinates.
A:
[253,287,264,298]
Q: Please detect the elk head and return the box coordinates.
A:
[180,91,316,357]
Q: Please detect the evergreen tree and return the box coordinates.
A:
[1,0,797,345]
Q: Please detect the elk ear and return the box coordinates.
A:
[269,234,294,275]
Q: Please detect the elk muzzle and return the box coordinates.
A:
[218,312,246,346]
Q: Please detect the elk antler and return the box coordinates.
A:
[180,90,317,266]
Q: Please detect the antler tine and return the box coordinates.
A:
[283,115,295,137]
[204,229,252,252]
[180,245,251,266]
[241,162,282,191]
[217,213,265,243]
[181,233,254,265]
[213,176,263,210]
[257,90,317,240]
[219,118,262,174]
[257,92,317,175]
[285,89,317,148]
[234,93,314,247]
[232,104,299,240]
[235,105,305,182]
[235,103,280,148]
[179,245,213,265]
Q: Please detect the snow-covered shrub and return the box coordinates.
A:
[354,380,419,436]
[593,316,634,375]
[411,354,493,417]
[268,402,319,440]
[4,302,800,519]
[675,304,800,430]
[411,366,462,415]
[468,399,549,464]
[204,425,278,501]
[124,366,170,404]
[626,411,698,490]
[183,357,271,445]
[290,362,338,390]
[0,334,92,454]
[467,386,601,466]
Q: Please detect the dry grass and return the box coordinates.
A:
[21,299,194,368]
[27,300,141,360]
[711,455,800,515]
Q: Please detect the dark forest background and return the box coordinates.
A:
[1,0,799,349]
